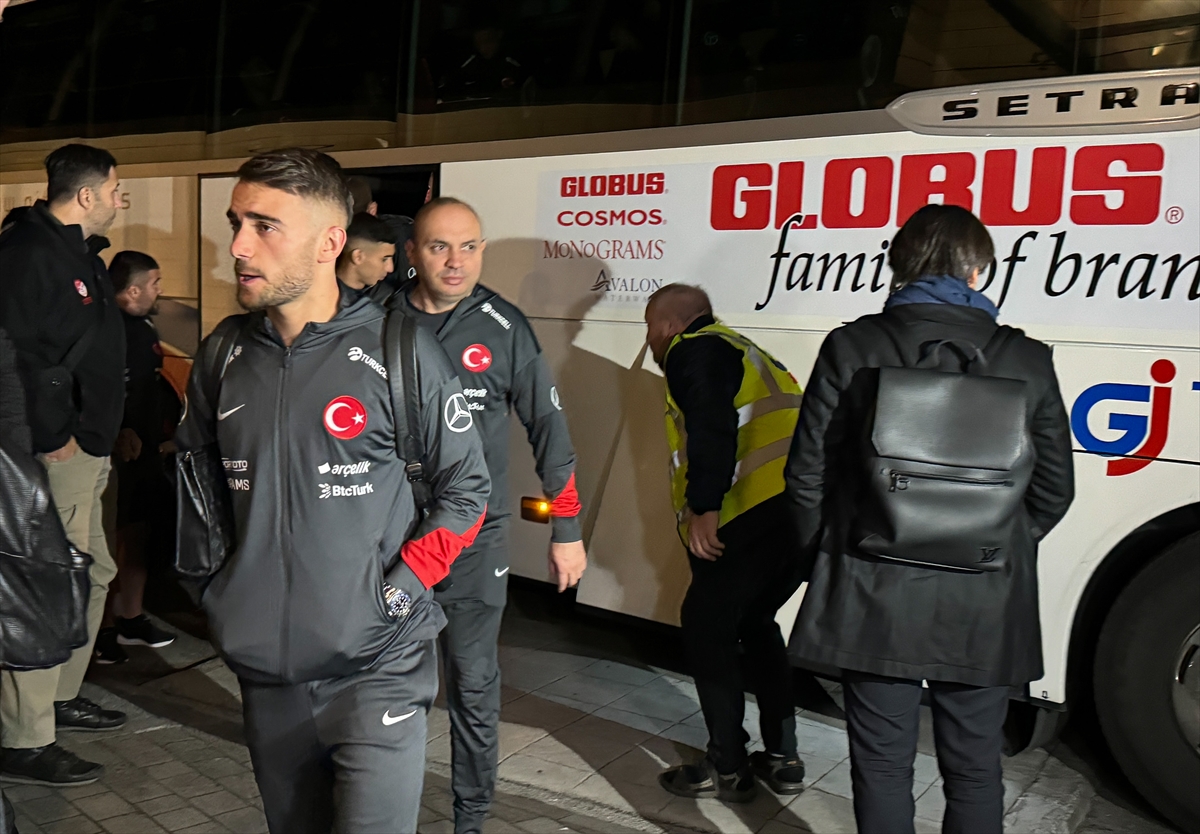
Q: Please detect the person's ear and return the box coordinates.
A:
[77,186,93,212]
[350,247,366,266]
[317,224,348,265]
[968,268,980,289]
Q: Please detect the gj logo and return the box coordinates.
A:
[1071,360,1175,476]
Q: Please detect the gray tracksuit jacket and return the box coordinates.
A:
[391,284,581,543]
[176,297,490,684]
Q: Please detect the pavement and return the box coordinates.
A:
[2,583,1182,834]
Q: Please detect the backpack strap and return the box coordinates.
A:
[201,317,245,414]
[384,310,433,513]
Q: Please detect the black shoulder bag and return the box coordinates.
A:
[0,437,92,670]
[853,321,1034,573]
[173,317,243,580]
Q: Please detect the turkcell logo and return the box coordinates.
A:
[1071,360,1178,476]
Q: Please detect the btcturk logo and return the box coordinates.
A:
[1071,360,1177,476]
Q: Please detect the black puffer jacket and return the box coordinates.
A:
[785,303,1075,687]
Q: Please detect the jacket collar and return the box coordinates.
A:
[884,302,999,328]
[28,200,90,255]
[395,279,498,332]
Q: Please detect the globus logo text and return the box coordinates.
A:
[1070,359,1182,476]
[561,172,665,198]
[710,143,1166,232]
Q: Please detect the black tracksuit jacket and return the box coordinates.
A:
[0,202,124,456]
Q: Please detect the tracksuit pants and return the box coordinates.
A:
[239,636,438,834]
[843,672,1009,834]
[435,521,508,834]
[680,495,808,775]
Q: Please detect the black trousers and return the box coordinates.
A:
[843,672,1009,834]
[680,495,806,774]
[240,637,437,834]
[435,521,509,834]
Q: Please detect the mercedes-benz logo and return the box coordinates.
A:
[444,393,474,433]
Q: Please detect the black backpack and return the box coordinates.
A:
[853,321,1034,573]
[174,311,430,581]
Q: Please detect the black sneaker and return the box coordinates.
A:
[54,697,126,732]
[658,757,757,803]
[115,614,175,648]
[0,744,104,786]
[93,627,128,665]
[749,750,806,794]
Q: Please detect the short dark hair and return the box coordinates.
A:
[345,213,395,248]
[887,204,995,290]
[413,196,483,238]
[109,250,159,293]
[45,144,118,205]
[236,148,352,223]
[345,176,374,215]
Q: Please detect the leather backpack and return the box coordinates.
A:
[852,321,1034,573]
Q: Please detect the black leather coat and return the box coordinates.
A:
[785,304,1075,687]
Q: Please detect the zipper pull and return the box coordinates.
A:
[890,472,909,492]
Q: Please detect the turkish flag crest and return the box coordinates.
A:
[323,395,367,440]
[461,344,492,373]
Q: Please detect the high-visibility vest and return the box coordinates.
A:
[664,322,803,546]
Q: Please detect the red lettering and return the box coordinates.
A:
[588,176,607,197]
[561,177,579,197]
[1070,143,1164,226]
[710,163,773,230]
[649,209,663,225]
[821,157,893,229]
[557,211,573,226]
[647,172,665,195]
[774,162,804,229]
[980,147,1066,226]
[896,152,976,225]
[628,174,646,195]
[610,175,625,196]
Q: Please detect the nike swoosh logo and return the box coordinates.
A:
[381,708,419,726]
[216,404,246,421]
[495,567,510,577]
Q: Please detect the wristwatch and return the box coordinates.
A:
[383,583,413,620]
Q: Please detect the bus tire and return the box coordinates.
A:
[1094,532,1200,833]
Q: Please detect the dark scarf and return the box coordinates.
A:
[884,275,999,320]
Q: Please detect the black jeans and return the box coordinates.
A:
[843,672,1009,834]
[680,496,806,774]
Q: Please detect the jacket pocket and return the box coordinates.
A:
[29,366,75,441]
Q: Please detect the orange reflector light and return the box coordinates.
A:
[520,496,551,524]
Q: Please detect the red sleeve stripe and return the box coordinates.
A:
[401,508,486,589]
[549,473,581,518]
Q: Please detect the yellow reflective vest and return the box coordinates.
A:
[664,322,803,546]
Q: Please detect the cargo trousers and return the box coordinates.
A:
[1,451,117,749]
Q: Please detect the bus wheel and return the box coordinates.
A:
[1095,532,1200,833]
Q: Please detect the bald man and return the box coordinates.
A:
[392,196,586,834]
[644,284,809,803]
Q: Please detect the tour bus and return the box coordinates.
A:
[1,32,1196,834]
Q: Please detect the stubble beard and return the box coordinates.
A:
[236,255,316,312]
